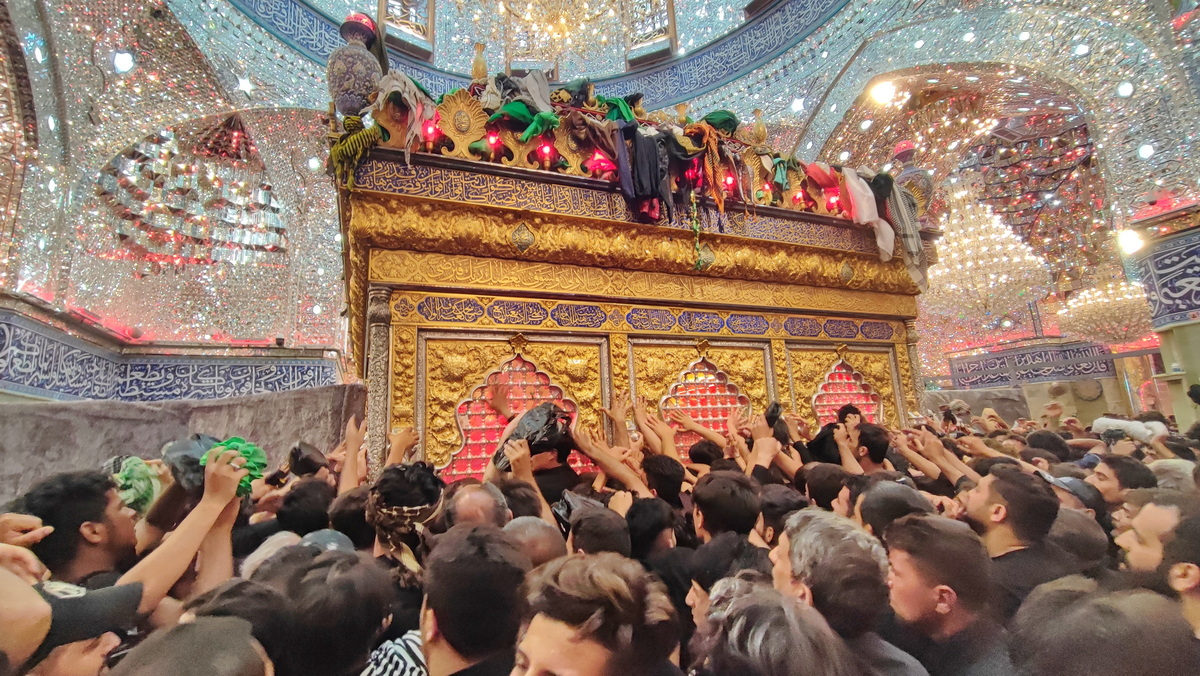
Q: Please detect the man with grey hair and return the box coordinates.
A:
[445,482,511,528]
[769,508,927,676]
[503,515,567,568]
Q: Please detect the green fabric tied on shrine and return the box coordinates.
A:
[772,156,800,189]
[115,457,161,514]
[599,96,635,122]
[488,102,561,142]
[701,110,740,136]
[200,437,268,497]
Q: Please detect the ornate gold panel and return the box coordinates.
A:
[391,323,418,430]
[841,350,899,428]
[787,347,840,427]
[422,339,513,468]
[370,250,917,318]
[632,344,770,416]
[770,340,795,412]
[609,333,630,396]
[417,335,604,470]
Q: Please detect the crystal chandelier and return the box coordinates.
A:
[1057,277,1154,345]
[456,0,666,71]
[95,114,288,273]
[922,181,1051,318]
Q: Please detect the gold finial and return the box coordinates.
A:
[834,344,850,361]
[675,102,690,126]
[509,333,529,355]
[472,43,488,82]
[695,338,711,356]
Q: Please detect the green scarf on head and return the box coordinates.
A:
[701,110,740,136]
[200,437,268,497]
[115,457,161,514]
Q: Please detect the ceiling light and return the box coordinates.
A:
[112,50,135,73]
[1018,31,1031,41]
[870,81,896,104]
[33,47,44,63]
[312,304,323,315]
[1117,81,1135,97]
[860,120,873,130]
[913,40,925,49]
[1074,44,1090,55]
[790,98,804,112]
[1138,144,1155,159]
[964,76,979,82]
[963,31,976,42]
[839,151,851,161]
[307,157,321,171]
[236,76,254,93]
[1118,229,1144,255]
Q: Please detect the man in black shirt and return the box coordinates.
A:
[959,466,1077,620]
[884,515,1013,676]
[421,524,532,676]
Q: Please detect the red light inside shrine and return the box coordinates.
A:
[539,144,553,156]
[723,175,735,188]
[486,133,500,146]
[424,121,438,138]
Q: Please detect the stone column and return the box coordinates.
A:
[904,319,922,406]
[365,286,392,479]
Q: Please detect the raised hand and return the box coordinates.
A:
[503,439,534,481]
[752,437,782,466]
[647,415,676,440]
[750,414,772,441]
[202,449,250,505]
[486,383,515,419]
[0,542,47,583]
[0,513,54,548]
[669,409,700,431]
[345,415,368,451]
[601,390,632,422]
[608,490,633,517]
[388,426,419,455]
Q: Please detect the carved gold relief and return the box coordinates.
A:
[770,340,794,412]
[390,323,418,431]
[609,333,630,394]
[499,129,542,170]
[894,341,919,422]
[369,250,915,318]
[632,346,770,416]
[423,340,513,468]
[552,125,589,176]
[350,196,915,294]
[843,350,898,428]
[788,348,839,427]
[520,342,603,431]
[437,89,489,160]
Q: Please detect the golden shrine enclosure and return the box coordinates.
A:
[339,150,936,478]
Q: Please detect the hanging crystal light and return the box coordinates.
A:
[1057,277,1153,345]
[922,180,1052,318]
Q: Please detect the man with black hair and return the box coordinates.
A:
[884,515,1014,676]
[16,472,139,584]
[643,455,686,511]
[691,471,761,543]
[568,507,631,557]
[1115,489,1200,572]
[960,466,1077,619]
[328,486,376,551]
[804,404,863,464]
[276,477,336,537]
[836,422,892,474]
[1160,513,1200,639]
[686,439,724,467]
[418,525,532,676]
[530,448,579,507]
[626,498,677,561]
[1024,431,1072,463]
[757,484,807,547]
[1087,455,1158,510]
[803,463,850,511]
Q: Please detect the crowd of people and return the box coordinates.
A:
[3,387,1200,676]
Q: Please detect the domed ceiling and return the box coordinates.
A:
[1,0,1197,377]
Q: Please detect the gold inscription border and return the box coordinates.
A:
[388,289,908,345]
[370,250,918,322]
